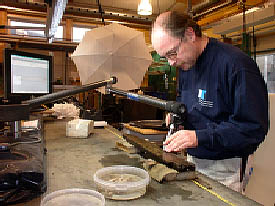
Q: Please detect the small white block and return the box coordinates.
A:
[66,119,94,138]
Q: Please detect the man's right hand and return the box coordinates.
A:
[163,130,198,152]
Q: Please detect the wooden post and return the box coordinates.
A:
[0,9,8,63]
[63,18,73,41]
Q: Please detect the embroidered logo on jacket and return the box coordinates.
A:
[198,89,213,107]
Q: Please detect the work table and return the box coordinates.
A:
[15,119,261,206]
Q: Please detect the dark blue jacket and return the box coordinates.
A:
[177,38,268,160]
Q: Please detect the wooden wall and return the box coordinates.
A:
[0,9,7,63]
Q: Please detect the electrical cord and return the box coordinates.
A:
[8,136,42,147]
[0,137,41,151]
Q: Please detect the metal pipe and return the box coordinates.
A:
[242,0,246,34]
[188,0,193,17]
[10,120,22,139]
[0,25,46,30]
[23,77,117,107]
[253,26,256,61]
[108,88,186,115]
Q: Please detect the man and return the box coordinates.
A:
[151,11,268,192]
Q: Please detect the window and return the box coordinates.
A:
[10,21,63,40]
[53,26,63,40]
[256,54,275,93]
[73,27,91,42]
[10,21,45,37]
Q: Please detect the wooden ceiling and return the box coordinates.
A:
[0,0,273,48]
[0,0,269,27]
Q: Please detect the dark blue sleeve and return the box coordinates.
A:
[176,69,182,102]
[196,69,268,156]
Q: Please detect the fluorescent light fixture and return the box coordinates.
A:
[0,5,30,12]
[0,6,17,10]
[235,7,260,17]
[138,0,152,16]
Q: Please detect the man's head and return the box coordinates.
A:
[151,11,203,70]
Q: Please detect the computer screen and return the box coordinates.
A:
[4,49,53,103]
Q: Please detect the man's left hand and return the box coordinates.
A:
[163,130,198,152]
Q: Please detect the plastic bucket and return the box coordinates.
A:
[93,165,150,200]
[41,188,105,206]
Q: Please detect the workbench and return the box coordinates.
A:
[15,119,261,206]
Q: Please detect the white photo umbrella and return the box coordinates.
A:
[71,23,152,91]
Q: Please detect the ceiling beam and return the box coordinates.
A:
[0,34,77,52]
[1,1,152,28]
[196,0,267,27]
[65,8,152,26]
[197,3,240,26]
[0,0,47,12]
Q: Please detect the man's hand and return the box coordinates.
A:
[163,130,198,152]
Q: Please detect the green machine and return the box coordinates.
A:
[146,52,177,101]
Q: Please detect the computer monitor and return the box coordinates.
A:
[4,49,53,103]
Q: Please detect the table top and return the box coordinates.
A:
[15,119,262,206]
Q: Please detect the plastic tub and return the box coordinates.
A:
[93,165,150,200]
[41,188,105,206]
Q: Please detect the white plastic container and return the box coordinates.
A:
[41,188,105,206]
[66,119,94,138]
[93,165,150,200]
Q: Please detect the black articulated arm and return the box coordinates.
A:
[23,77,116,108]
[0,77,117,122]
[107,87,187,133]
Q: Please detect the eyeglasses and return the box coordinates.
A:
[164,39,182,59]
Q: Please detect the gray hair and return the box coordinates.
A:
[153,11,202,38]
